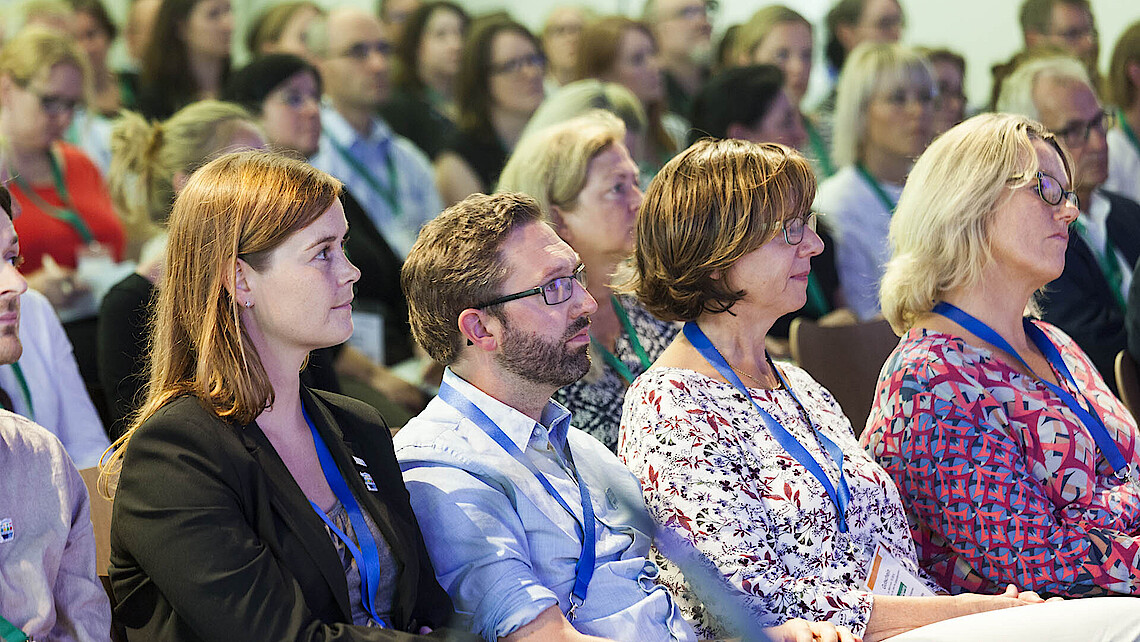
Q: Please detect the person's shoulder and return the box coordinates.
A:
[390,131,434,171]
[393,398,467,455]
[131,395,234,447]
[878,328,970,383]
[56,142,103,176]
[0,409,70,462]
[18,287,55,323]
[101,273,154,309]
[813,166,863,211]
[1100,188,1140,217]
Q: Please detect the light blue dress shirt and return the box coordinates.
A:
[394,369,695,642]
[311,106,442,258]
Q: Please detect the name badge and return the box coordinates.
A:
[0,518,13,542]
[863,540,934,597]
[352,456,367,467]
[360,472,378,492]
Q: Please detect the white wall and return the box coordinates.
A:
[68,0,1140,109]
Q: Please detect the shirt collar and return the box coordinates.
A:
[320,104,393,149]
[1085,188,1110,224]
[440,368,572,452]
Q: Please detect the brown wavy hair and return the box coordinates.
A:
[100,151,341,495]
[620,139,815,321]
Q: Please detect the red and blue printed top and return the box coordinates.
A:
[863,321,1140,596]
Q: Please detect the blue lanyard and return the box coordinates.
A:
[932,302,1140,490]
[683,322,851,532]
[304,406,388,628]
[436,380,596,620]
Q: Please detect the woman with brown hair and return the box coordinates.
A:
[136,0,233,120]
[434,17,544,206]
[574,16,681,176]
[101,151,465,640]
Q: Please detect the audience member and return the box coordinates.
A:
[1105,20,1140,205]
[621,135,1140,642]
[67,0,119,116]
[103,151,467,640]
[1019,0,1099,85]
[310,6,441,259]
[380,1,468,159]
[119,0,161,101]
[519,79,646,146]
[866,112,1140,599]
[540,6,588,91]
[0,27,124,314]
[225,55,424,401]
[0,183,111,642]
[396,191,846,642]
[100,101,264,438]
[815,0,904,161]
[997,55,1139,388]
[378,0,421,49]
[575,16,681,176]
[814,42,934,320]
[244,0,323,63]
[644,0,713,118]
[923,47,967,137]
[16,0,74,33]
[689,64,840,346]
[435,18,544,206]
[735,6,832,176]
[137,0,233,120]
[498,111,673,451]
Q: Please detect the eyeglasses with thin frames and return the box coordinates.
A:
[474,264,587,309]
[783,211,818,245]
[1054,110,1114,149]
[1011,171,1079,209]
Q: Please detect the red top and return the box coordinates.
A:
[11,142,124,273]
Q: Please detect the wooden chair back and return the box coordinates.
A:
[1115,350,1140,421]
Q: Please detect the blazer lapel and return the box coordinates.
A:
[237,421,353,621]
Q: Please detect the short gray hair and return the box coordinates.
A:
[995,54,1090,120]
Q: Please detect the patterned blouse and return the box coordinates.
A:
[556,296,679,451]
[620,365,941,639]
[863,322,1140,597]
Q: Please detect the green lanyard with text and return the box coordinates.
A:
[328,137,403,219]
[12,150,94,244]
[590,295,651,385]
[804,118,835,178]
[855,163,897,214]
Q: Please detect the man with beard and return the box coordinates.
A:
[0,185,111,640]
[396,193,697,642]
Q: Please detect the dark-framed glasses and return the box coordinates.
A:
[490,53,546,76]
[783,211,817,245]
[1014,171,1079,209]
[1054,110,1114,148]
[474,264,587,309]
[29,90,81,116]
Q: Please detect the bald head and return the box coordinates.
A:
[319,7,392,111]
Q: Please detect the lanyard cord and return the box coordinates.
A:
[436,380,597,619]
[327,137,403,220]
[11,149,95,244]
[8,363,33,422]
[932,302,1140,490]
[804,118,835,178]
[855,163,898,214]
[683,322,851,532]
[1071,217,1126,311]
[590,295,652,385]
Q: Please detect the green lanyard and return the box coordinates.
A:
[1072,217,1127,311]
[590,295,651,385]
[855,163,897,214]
[12,150,95,244]
[0,614,28,642]
[8,362,33,421]
[1118,108,1140,163]
[803,273,831,318]
[804,118,835,178]
[327,136,403,220]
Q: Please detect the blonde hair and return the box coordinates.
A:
[734,5,810,64]
[0,25,91,103]
[110,101,258,231]
[622,139,816,321]
[832,42,933,168]
[995,54,1090,120]
[100,151,341,496]
[498,110,626,221]
[880,113,1071,333]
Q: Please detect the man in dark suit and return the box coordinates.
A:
[998,55,1140,389]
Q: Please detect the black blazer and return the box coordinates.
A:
[1041,190,1140,390]
[108,388,470,641]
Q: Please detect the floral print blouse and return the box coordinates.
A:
[619,364,941,639]
[863,321,1140,597]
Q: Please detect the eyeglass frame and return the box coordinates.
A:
[489,52,546,76]
[668,0,718,21]
[782,211,818,245]
[1009,170,1079,209]
[21,86,82,117]
[1053,109,1114,148]
[473,263,587,309]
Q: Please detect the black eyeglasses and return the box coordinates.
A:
[336,40,392,61]
[1013,171,1079,209]
[783,211,817,245]
[1054,110,1114,148]
[27,89,81,116]
[474,264,586,309]
[490,53,546,76]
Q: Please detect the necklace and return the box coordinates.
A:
[729,361,781,390]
